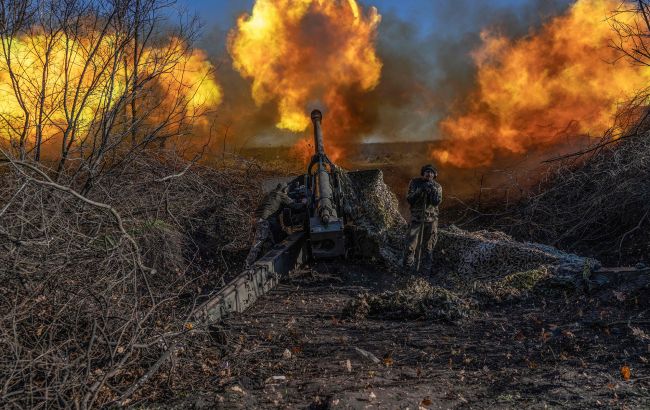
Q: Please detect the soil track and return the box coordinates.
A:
[205,262,649,409]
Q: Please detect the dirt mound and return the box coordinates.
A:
[103,155,264,273]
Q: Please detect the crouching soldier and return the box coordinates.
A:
[403,164,443,273]
[245,182,294,268]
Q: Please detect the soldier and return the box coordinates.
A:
[403,164,443,273]
[244,182,295,268]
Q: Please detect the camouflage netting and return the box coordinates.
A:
[340,167,599,282]
[433,226,600,278]
[469,267,552,305]
[342,169,605,321]
[340,168,406,264]
[344,266,568,322]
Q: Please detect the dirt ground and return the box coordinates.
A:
[164,261,649,409]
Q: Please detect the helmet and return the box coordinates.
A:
[420,164,438,177]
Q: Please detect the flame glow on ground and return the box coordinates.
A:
[0,34,221,147]
[228,0,382,157]
[432,0,650,168]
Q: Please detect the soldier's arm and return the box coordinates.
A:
[428,183,442,206]
[406,180,421,205]
[280,192,294,206]
[285,193,306,211]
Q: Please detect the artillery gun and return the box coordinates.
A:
[198,110,378,322]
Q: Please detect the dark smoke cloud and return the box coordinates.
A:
[353,0,574,143]
[197,0,573,153]
[197,24,295,151]
[352,0,574,199]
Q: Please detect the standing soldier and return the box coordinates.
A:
[403,164,443,273]
[245,182,295,268]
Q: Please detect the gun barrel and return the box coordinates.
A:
[309,109,337,224]
[311,109,325,156]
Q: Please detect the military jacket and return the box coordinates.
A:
[406,177,442,222]
[255,189,294,220]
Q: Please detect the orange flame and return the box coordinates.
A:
[433,0,650,168]
[289,138,314,164]
[228,0,382,147]
[289,136,342,165]
[0,33,221,147]
[158,40,223,121]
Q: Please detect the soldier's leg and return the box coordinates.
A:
[420,221,435,273]
[244,219,270,268]
[430,218,439,250]
[403,220,421,269]
[268,217,282,244]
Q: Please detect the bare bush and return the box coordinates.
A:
[0,158,174,408]
[0,0,219,192]
[0,0,275,406]
[0,151,268,407]
[519,130,650,264]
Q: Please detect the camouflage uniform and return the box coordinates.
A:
[404,177,443,272]
[245,185,294,268]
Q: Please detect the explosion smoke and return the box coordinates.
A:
[433,0,650,168]
[227,0,382,153]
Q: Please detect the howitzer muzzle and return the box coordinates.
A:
[311,109,322,122]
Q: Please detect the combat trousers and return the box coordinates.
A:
[403,218,438,273]
[244,219,271,268]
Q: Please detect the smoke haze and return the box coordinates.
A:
[193,0,573,162]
